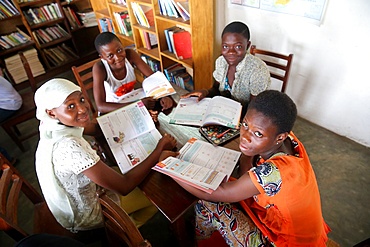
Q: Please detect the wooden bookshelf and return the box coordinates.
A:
[89,0,215,89]
[0,0,99,84]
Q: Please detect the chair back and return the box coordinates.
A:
[250,45,293,93]
[71,58,100,114]
[97,189,152,247]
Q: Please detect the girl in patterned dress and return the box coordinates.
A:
[166,90,330,246]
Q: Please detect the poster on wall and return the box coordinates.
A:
[230,0,328,25]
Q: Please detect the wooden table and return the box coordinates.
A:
[138,89,241,246]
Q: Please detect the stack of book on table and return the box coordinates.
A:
[5,48,45,84]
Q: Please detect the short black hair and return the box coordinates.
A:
[248,90,297,134]
[94,32,121,53]
[222,21,250,40]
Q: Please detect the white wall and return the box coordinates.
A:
[216,0,370,147]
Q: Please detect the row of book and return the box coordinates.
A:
[140,54,160,72]
[63,6,83,30]
[4,48,45,84]
[164,26,192,59]
[164,63,193,91]
[77,9,97,28]
[158,0,190,21]
[113,11,132,36]
[140,30,157,50]
[0,29,32,50]
[99,18,114,33]
[43,43,78,67]
[0,0,20,19]
[23,3,62,25]
[32,24,69,45]
[131,2,154,28]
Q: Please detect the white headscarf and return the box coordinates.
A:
[34,78,83,230]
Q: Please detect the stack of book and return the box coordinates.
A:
[164,26,192,59]
[32,24,69,45]
[44,43,78,67]
[113,11,132,36]
[158,0,190,21]
[0,0,20,19]
[5,48,45,84]
[77,8,97,27]
[63,6,83,30]
[22,3,62,25]
[164,63,193,91]
[0,29,32,50]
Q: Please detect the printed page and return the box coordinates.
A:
[97,101,161,174]
[203,96,242,128]
[142,71,176,99]
[153,138,241,193]
[169,97,211,126]
[117,88,146,103]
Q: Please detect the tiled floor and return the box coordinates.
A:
[1,71,369,246]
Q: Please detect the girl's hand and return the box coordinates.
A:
[141,97,156,110]
[156,133,177,151]
[159,150,179,162]
[160,97,174,110]
[148,110,158,122]
[181,89,208,101]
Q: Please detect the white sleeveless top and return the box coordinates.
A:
[101,58,136,103]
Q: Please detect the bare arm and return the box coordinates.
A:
[125,49,153,77]
[175,172,260,203]
[83,134,177,195]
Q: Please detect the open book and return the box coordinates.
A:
[153,138,241,193]
[169,96,242,128]
[118,71,176,103]
[96,101,162,174]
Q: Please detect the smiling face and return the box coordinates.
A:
[46,91,92,128]
[239,108,283,159]
[221,32,250,66]
[98,39,127,70]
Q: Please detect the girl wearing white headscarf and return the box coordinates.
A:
[34,78,177,232]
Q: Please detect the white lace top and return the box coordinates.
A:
[52,135,103,231]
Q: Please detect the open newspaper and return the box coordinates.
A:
[169,96,242,128]
[118,71,176,103]
[153,138,241,194]
[96,101,161,174]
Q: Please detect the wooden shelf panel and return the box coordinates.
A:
[0,41,36,57]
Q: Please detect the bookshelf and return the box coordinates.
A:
[0,0,99,86]
[89,0,215,90]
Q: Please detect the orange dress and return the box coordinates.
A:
[240,132,330,246]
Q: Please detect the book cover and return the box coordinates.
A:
[169,96,242,128]
[96,100,163,174]
[173,30,192,59]
[153,137,241,193]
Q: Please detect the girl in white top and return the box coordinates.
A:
[34,78,176,232]
[0,75,22,122]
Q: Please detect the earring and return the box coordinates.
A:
[276,142,279,145]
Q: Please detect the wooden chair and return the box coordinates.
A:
[71,58,100,115]
[1,52,39,152]
[250,45,293,93]
[97,189,152,247]
[0,153,106,244]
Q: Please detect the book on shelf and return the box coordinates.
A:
[169,96,242,128]
[115,71,176,103]
[113,11,131,36]
[163,63,193,91]
[140,31,157,50]
[5,48,45,84]
[176,1,190,17]
[153,137,241,193]
[63,6,83,29]
[99,18,114,33]
[0,0,19,17]
[172,29,192,59]
[172,0,189,21]
[131,2,152,28]
[96,100,163,174]
[77,8,97,27]
[141,54,160,72]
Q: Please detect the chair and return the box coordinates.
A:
[0,153,106,244]
[250,45,293,93]
[1,52,39,152]
[97,189,152,247]
[71,58,100,115]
